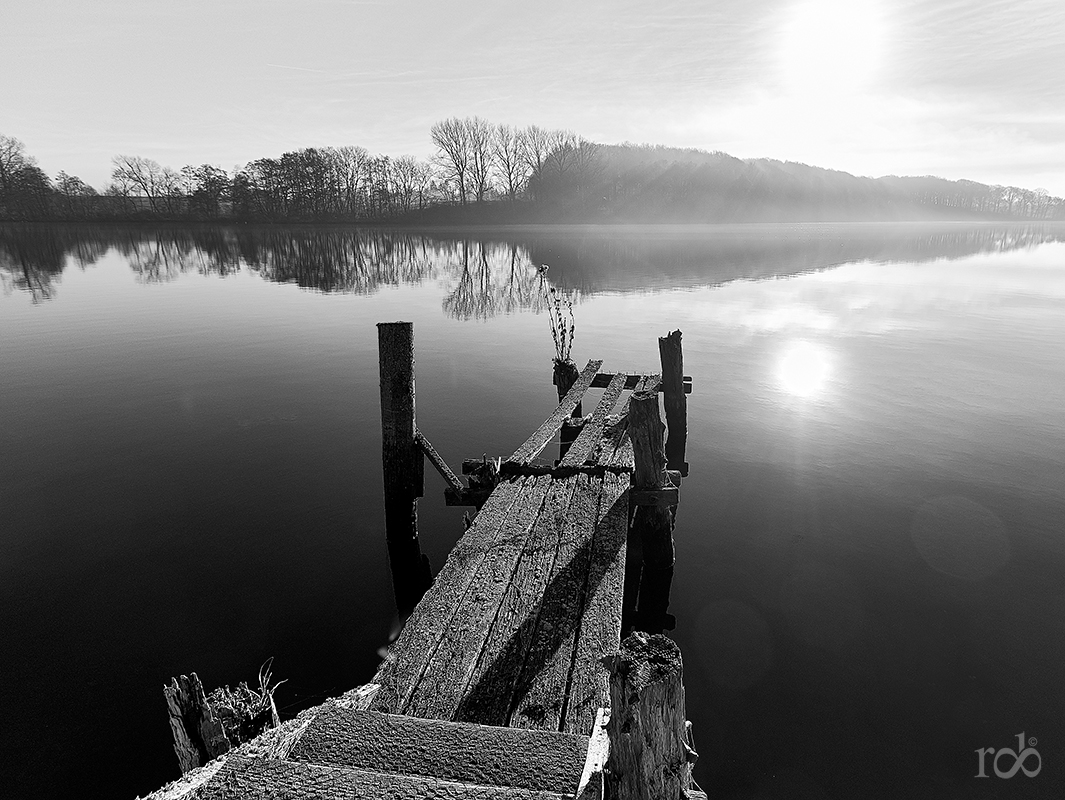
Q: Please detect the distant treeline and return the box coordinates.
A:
[1,123,1063,223]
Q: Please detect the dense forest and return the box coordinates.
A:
[1,120,1063,224]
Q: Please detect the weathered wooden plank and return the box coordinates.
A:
[562,472,629,736]
[371,478,530,714]
[416,430,464,492]
[453,475,581,726]
[289,707,586,794]
[588,414,626,469]
[200,757,573,800]
[558,372,627,469]
[504,360,602,469]
[590,373,692,393]
[403,475,554,720]
[508,473,604,732]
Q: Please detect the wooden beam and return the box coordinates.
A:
[630,487,679,507]
[415,430,463,492]
[443,487,493,507]
[504,359,603,469]
[602,633,696,800]
[589,372,693,394]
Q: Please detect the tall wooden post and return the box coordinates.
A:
[602,632,697,800]
[658,330,687,476]
[628,390,675,634]
[553,358,581,461]
[378,322,431,617]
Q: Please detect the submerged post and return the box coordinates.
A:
[628,390,676,634]
[602,633,697,800]
[658,330,687,475]
[378,321,431,617]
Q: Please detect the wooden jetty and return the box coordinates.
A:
[148,322,702,800]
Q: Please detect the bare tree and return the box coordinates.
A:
[466,117,494,203]
[545,129,579,177]
[520,125,552,180]
[431,118,471,205]
[326,145,371,216]
[0,134,36,195]
[492,124,526,202]
[111,155,181,214]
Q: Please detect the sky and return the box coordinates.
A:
[2,0,1064,194]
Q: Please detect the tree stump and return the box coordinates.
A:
[601,633,697,800]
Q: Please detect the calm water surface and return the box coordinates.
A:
[2,223,1064,798]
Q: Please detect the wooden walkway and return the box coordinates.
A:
[371,360,642,735]
[147,330,699,800]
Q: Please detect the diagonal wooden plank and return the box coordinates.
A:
[372,477,530,714]
[505,360,603,468]
[403,475,554,721]
[453,475,581,726]
[507,473,605,732]
[561,472,629,736]
[559,372,628,469]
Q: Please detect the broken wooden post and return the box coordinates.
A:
[602,633,697,800]
[659,330,688,476]
[628,389,676,634]
[378,321,432,617]
[164,663,284,774]
[553,358,581,461]
[164,673,231,774]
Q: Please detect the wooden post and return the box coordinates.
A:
[378,321,431,617]
[627,390,675,634]
[553,358,581,461]
[602,633,697,800]
[658,330,687,476]
[164,673,231,774]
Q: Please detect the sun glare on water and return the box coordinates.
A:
[778,0,887,96]
[776,340,833,398]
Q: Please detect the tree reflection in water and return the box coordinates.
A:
[4,223,1064,314]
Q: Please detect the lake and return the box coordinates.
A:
[2,222,1064,798]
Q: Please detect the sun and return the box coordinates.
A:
[777,0,887,96]
[776,340,833,398]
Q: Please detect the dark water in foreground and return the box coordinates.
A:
[2,222,1064,798]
